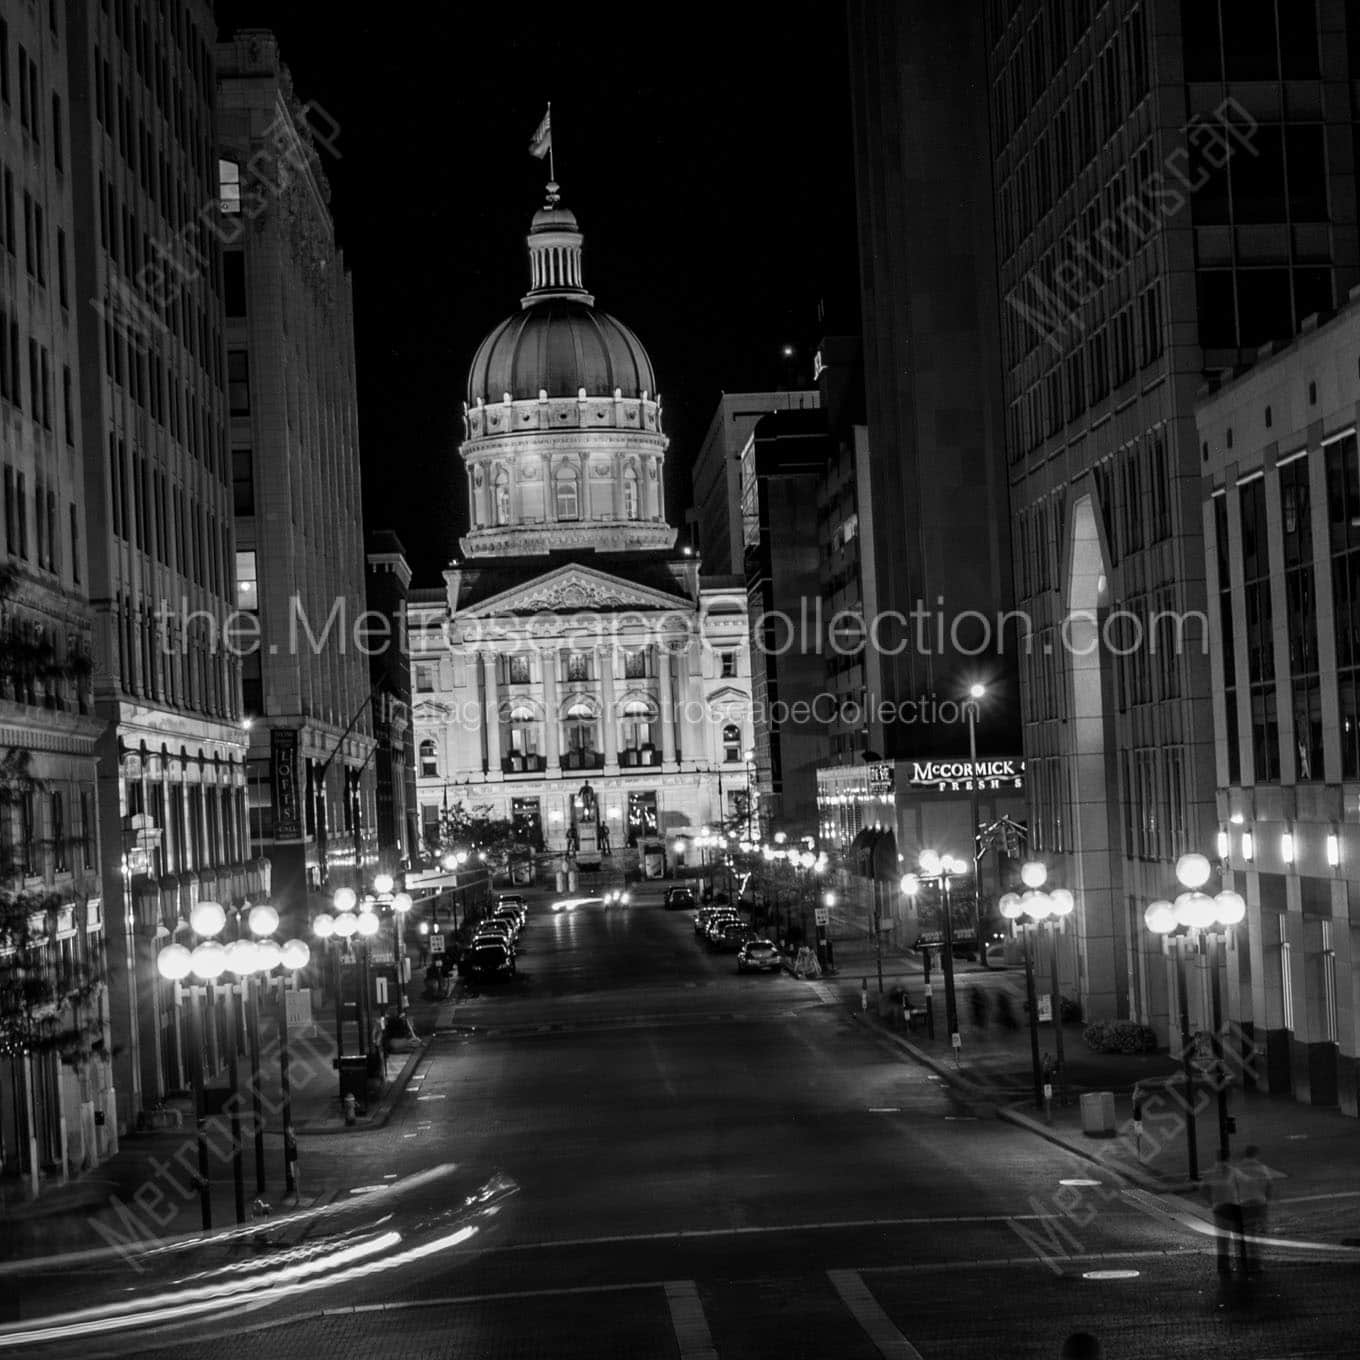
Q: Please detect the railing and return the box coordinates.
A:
[502,753,546,774]
[561,751,605,771]
[619,747,660,768]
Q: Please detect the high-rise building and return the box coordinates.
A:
[985,0,1360,1024]
[692,390,819,577]
[842,1,1021,948]
[366,529,416,875]
[66,0,258,1131]
[215,31,374,928]
[410,195,753,863]
[1196,294,1360,1116]
[0,0,111,1177]
[741,408,829,838]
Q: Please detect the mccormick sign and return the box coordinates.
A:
[905,758,1025,794]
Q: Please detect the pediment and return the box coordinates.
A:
[457,563,691,618]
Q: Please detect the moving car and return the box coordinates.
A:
[664,886,697,911]
[736,939,782,973]
[603,888,631,906]
[467,939,515,979]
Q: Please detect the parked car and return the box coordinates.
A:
[467,939,515,979]
[497,894,527,922]
[694,906,726,936]
[709,921,755,952]
[664,886,697,911]
[736,939,782,973]
[489,910,522,937]
[473,923,515,954]
[702,911,742,942]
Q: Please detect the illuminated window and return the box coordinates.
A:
[723,724,741,762]
[218,158,241,214]
[508,706,540,756]
[419,739,438,778]
[565,703,597,757]
[622,702,653,751]
[555,470,580,521]
[234,549,257,612]
[623,469,640,519]
[493,469,510,525]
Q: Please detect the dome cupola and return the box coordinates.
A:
[459,197,674,559]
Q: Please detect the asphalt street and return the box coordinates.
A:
[9,886,1357,1358]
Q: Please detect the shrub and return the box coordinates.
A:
[1083,1020,1157,1054]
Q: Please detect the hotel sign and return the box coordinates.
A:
[906,758,1025,794]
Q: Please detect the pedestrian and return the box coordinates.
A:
[1060,1334,1102,1360]
[970,985,990,1030]
[1204,1150,1247,1275]
[1236,1144,1273,1272]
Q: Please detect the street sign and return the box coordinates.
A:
[814,906,829,926]
[285,988,313,1029]
[1037,994,1053,1022]
[429,933,446,955]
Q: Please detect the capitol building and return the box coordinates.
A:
[407,195,754,858]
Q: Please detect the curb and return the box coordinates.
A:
[995,1103,1168,1194]
[290,1038,431,1136]
[847,1010,996,1102]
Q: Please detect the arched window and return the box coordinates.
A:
[493,469,510,525]
[564,702,598,767]
[555,470,580,521]
[508,706,541,758]
[722,724,741,763]
[419,738,438,778]
[621,701,653,752]
[623,468,640,519]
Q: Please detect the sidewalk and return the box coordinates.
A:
[811,928,1360,1248]
[0,989,453,1262]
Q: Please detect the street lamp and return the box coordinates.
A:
[1012,861,1074,1107]
[998,885,1055,1111]
[1143,852,1245,1180]
[901,851,969,1059]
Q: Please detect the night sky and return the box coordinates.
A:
[215,2,860,586]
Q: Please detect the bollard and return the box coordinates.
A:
[343,1092,358,1126]
[860,978,868,1012]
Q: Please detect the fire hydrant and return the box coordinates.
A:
[343,1092,358,1125]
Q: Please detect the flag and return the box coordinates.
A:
[529,106,552,160]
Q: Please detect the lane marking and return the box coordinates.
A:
[664,1280,719,1360]
[486,1213,1066,1254]
[869,1107,901,1113]
[861,1247,1202,1275]
[828,1268,925,1359]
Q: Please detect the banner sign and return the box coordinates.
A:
[905,757,1024,794]
[285,988,314,1029]
[271,728,302,840]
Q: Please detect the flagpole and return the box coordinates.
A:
[547,101,555,185]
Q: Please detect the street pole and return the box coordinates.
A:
[1048,920,1067,1106]
[280,971,297,1196]
[873,879,884,996]
[1173,936,1199,1181]
[966,702,986,968]
[245,976,266,1195]
[941,871,960,1054]
[1207,931,1231,1162]
[186,986,212,1229]
[1020,923,1044,1109]
[227,983,247,1224]
[332,941,345,1058]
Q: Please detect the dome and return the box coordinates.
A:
[467,300,657,406]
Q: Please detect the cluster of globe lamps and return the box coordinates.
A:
[156,901,310,981]
[1144,852,1246,935]
[312,875,414,944]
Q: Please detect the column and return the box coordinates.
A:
[600,645,618,771]
[542,648,560,770]
[483,653,502,774]
[658,645,676,766]
[677,636,705,768]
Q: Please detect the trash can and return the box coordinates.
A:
[1080,1090,1116,1137]
[338,1055,368,1114]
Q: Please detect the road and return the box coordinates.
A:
[9,885,1356,1358]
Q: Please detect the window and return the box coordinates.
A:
[720,651,738,678]
[565,703,598,758]
[235,548,257,612]
[623,469,639,519]
[232,446,254,514]
[419,739,438,778]
[624,650,647,680]
[414,662,436,693]
[224,251,246,317]
[218,158,241,214]
[51,92,62,171]
[554,470,579,521]
[227,349,249,415]
[493,469,510,525]
[722,724,742,763]
[508,653,531,685]
[508,707,540,758]
[567,652,589,682]
[621,702,653,751]
[69,501,79,582]
[51,791,65,872]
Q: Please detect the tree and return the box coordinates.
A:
[0,565,103,1176]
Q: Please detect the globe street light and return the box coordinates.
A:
[902,851,969,1059]
[157,932,214,1229]
[1016,861,1074,1107]
[998,890,1045,1109]
[1144,852,1246,1179]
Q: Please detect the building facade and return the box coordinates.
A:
[984,0,1360,1023]
[411,198,753,861]
[66,0,260,1133]
[692,390,819,577]
[0,0,111,1179]
[366,529,416,875]
[1197,292,1360,1116]
[216,31,375,925]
